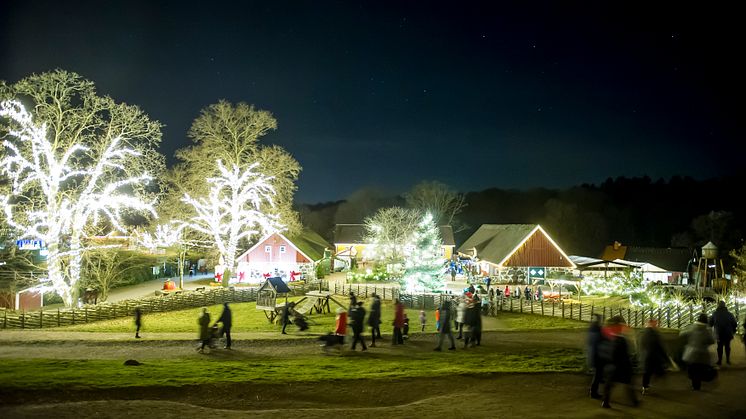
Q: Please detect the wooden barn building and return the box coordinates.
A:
[457,224,575,283]
[236,229,330,283]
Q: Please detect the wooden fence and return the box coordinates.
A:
[1,287,258,330]
[0,281,325,330]
[328,282,744,330]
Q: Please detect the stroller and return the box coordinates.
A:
[319,333,344,351]
[209,324,222,349]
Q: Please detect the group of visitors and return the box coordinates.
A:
[501,284,543,301]
[586,300,739,409]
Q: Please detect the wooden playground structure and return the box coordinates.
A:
[256,277,347,323]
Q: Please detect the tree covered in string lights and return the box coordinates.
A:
[0,71,164,306]
[178,161,281,285]
[402,212,445,292]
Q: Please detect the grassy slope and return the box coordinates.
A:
[0,347,584,390]
[52,299,587,334]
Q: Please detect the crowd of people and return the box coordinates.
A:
[586,300,740,409]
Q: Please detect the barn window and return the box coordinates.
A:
[264,245,271,253]
[279,245,286,253]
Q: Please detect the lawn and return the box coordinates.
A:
[52,298,588,334]
[0,347,585,390]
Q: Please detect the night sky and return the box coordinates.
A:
[1,1,742,203]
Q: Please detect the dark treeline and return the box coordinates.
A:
[298,174,745,262]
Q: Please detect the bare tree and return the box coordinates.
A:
[81,247,151,302]
[1,71,164,306]
[404,181,466,229]
[363,207,422,264]
[172,100,301,235]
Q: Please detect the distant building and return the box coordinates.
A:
[458,224,575,283]
[236,229,330,283]
[571,241,695,284]
[332,224,456,266]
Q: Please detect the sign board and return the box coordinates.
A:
[528,267,546,279]
[16,239,44,250]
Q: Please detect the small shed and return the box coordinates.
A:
[256,277,292,322]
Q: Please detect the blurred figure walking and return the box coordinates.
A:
[639,319,668,394]
[709,300,737,365]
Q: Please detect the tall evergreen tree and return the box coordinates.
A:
[403,212,444,292]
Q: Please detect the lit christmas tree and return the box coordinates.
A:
[402,212,445,292]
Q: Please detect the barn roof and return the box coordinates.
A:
[286,229,331,261]
[600,244,693,272]
[458,224,574,268]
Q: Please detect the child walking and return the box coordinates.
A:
[419,310,427,332]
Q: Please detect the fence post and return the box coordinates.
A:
[85,307,88,323]
[561,301,565,318]
[677,306,682,329]
[3,310,6,329]
[689,305,693,324]
[39,309,43,328]
[590,305,594,319]
[602,306,607,320]
[666,307,671,328]
[21,310,25,329]
[530,300,534,314]
[510,298,513,312]
[519,298,523,313]
[541,299,544,316]
[552,301,555,317]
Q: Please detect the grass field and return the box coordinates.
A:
[0,346,585,390]
[51,299,588,334]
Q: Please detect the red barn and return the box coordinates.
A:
[236,229,330,283]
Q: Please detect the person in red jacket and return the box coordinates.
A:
[334,307,348,346]
[393,299,405,345]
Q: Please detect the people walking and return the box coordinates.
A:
[639,319,668,394]
[333,307,348,347]
[709,300,737,365]
[681,313,717,390]
[419,310,427,332]
[601,316,638,409]
[456,298,466,339]
[281,301,294,334]
[197,307,211,353]
[349,291,357,309]
[504,285,510,299]
[215,302,232,349]
[586,314,605,400]
[392,299,405,345]
[434,300,456,351]
[368,293,382,347]
[134,307,142,339]
[350,301,368,351]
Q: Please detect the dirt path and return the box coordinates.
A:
[2,370,745,418]
[2,330,745,418]
[0,329,584,359]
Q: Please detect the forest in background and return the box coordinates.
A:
[297,173,746,263]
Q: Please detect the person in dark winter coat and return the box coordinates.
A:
[197,307,211,353]
[682,313,716,390]
[368,293,382,346]
[350,302,368,350]
[281,301,294,334]
[601,316,638,409]
[586,314,605,400]
[134,307,142,339]
[463,296,481,348]
[434,300,456,351]
[392,299,405,345]
[639,319,668,394]
[708,300,737,365]
[215,302,233,349]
